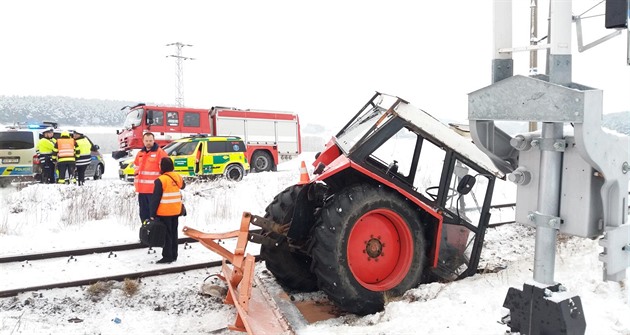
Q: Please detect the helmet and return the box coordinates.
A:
[61,130,70,137]
[43,127,53,134]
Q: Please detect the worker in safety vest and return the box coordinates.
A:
[36,128,56,183]
[149,157,186,264]
[52,130,79,184]
[73,131,91,186]
[134,132,168,223]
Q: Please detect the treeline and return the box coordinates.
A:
[0,95,138,127]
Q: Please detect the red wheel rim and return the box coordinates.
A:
[347,209,414,291]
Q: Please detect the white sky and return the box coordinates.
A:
[0,0,628,128]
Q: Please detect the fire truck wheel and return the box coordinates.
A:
[224,164,244,181]
[261,185,319,292]
[311,183,426,315]
[252,151,273,173]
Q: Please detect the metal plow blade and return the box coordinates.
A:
[183,212,293,334]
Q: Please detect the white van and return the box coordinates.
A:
[0,127,40,187]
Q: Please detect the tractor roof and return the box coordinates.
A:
[395,102,504,178]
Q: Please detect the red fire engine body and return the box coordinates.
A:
[114,104,302,172]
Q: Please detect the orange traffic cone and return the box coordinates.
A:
[298,161,310,185]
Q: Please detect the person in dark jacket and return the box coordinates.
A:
[149,157,186,264]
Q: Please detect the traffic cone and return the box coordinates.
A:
[297,161,310,185]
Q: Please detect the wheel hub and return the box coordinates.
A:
[365,237,383,259]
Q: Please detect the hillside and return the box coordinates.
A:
[1,95,627,136]
[0,95,138,127]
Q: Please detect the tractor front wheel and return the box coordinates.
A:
[311,184,426,315]
[261,185,319,292]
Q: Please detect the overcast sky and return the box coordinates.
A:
[0,0,627,128]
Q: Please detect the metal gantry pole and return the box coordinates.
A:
[532,0,572,285]
[166,42,194,107]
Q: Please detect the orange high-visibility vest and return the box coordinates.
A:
[57,138,76,160]
[156,172,183,216]
[133,148,168,194]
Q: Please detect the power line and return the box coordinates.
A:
[166,42,194,107]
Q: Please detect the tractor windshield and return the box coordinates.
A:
[123,108,144,129]
[336,94,400,154]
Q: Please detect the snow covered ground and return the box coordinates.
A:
[1,153,630,334]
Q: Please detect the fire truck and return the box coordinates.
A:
[113,104,302,172]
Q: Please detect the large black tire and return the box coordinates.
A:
[252,151,273,173]
[261,185,319,292]
[311,184,426,315]
[224,164,244,181]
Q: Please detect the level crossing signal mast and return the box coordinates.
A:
[166,42,194,107]
[468,1,629,334]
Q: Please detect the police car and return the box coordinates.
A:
[119,135,250,182]
[0,123,53,187]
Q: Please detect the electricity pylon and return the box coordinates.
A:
[166,42,194,107]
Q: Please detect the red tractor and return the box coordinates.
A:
[258,93,504,315]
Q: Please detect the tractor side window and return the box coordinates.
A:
[183,112,200,127]
[413,139,446,201]
[166,112,179,126]
[150,111,164,126]
[446,159,489,228]
[369,127,415,178]
[207,142,227,154]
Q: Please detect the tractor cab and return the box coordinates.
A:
[310,93,504,282]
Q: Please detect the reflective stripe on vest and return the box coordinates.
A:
[57,138,76,158]
[156,173,183,216]
[133,148,168,194]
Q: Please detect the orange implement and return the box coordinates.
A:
[182,212,293,335]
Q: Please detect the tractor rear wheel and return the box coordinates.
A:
[261,185,319,292]
[311,184,426,315]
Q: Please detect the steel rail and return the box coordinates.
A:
[0,237,198,264]
[0,255,262,298]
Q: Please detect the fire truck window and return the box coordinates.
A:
[166,112,179,126]
[183,112,200,127]
[207,142,226,153]
[149,111,164,126]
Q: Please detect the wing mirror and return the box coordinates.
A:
[457,175,476,195]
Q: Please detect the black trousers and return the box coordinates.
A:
[41,156,56,183]
[160,215,179,261]
[76,164,88,184]
[138,193,151,223]
[56,161,75,183]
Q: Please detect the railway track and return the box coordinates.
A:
[0,237,198,264]
[0,237,262,299]
[8,200,618,300]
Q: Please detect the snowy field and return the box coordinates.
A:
[0,153,629,334]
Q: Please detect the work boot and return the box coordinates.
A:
[57,179,65,184]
